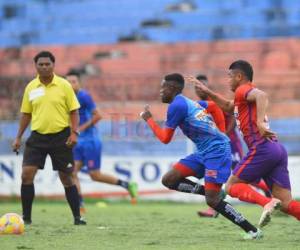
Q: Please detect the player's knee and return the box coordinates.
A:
[161,174,177,189]
[90,173,99,181]
[161,175,171,188]
[224,183,232,194]
[21,170,34,184]
[59,172,74,187]
[71,171,78,180]
[162,169,182,189]
[62,177,74,187]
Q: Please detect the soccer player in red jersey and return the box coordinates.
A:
[196,75,226,133]
[194,74,226,218]
[195,75,270,218]
[196,74,271,218]
[187,60,300,228]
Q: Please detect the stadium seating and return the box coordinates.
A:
[0,0,299,155]
[1,38,300,115]
[0,0,299,46]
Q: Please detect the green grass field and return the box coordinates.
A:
[0,200,299,250]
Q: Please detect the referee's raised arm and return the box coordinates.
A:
[13,51,86,226]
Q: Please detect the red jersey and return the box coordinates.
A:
[206,101,226,133]
[234,83,268,148]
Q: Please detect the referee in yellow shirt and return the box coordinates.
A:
[12,51,86,225]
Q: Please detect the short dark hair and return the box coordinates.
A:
[164,73,184,91]
[229,60,253,82]
[66,69,81,78]
[196,74,208,81]
[34,51,55,63]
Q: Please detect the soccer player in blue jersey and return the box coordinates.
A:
[140,73,262,239]
[66,70,138,211]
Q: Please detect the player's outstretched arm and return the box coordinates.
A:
[185,76,234,113]
[140,105,174,144]
[225,114,236,135]
[247,88,276,139]
[206,101,226,132]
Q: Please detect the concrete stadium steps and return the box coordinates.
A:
[85,74,162,102]
[97,101,168,121]
[0,38,300,118]
[93,100,300,120]
[0,98,13,119]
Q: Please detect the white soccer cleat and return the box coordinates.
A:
[242,228,263,240]
[258,198,281,228]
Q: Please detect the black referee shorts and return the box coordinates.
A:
[23,127,74,173]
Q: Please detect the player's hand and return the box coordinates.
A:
[140,104,152,121]
[257,122,277,140]
[66,133,78,148]
[12,137,21,155]
[184,76,210,92]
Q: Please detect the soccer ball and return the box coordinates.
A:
[0,213,24,235]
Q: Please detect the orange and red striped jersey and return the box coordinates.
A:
[234,83,267,148]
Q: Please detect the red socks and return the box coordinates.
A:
[229,184,300,221]
[287,200,300,220]
[228,183,271,207]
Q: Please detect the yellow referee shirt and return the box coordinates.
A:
[21,74,80,134]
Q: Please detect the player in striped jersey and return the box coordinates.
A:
[189,60,300,228]
[195,74,271,218]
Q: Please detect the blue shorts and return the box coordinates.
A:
[230,140,243,168]
[178,143,232,184]
[73,138,101,172]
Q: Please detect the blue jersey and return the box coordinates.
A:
[166,94,229,155]
[76,89,99,140]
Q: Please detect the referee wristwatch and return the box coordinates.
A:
[72,130,80,136]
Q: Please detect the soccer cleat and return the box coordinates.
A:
[22,216,32,225]
[130,197,137,205]
[242,229,263,240]
[197,207,217,218]
[128,182,138,203]
[258,198,281,228]
[74,216,87,225]
[24,219,32,225]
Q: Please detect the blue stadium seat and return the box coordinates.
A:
[141,27,212,42]
[0,0,300,47]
